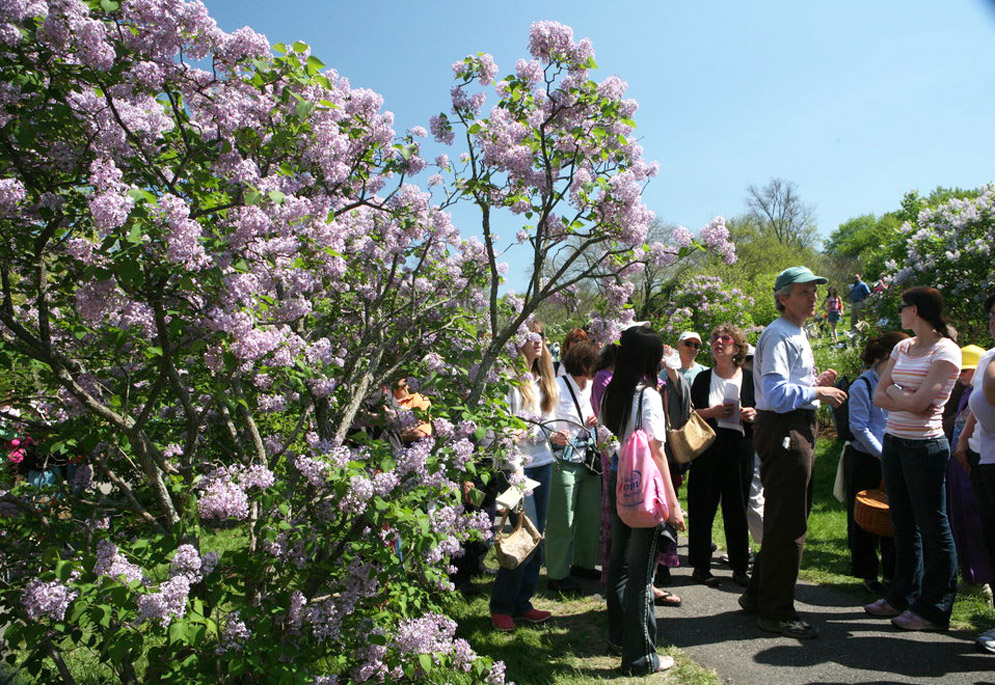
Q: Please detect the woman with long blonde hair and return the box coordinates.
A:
[490,320,565,631]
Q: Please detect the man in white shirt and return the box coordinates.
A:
[739,267,847,639]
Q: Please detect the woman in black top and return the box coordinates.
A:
[687,324,757,587]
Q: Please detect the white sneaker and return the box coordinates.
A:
[978,628,995,655]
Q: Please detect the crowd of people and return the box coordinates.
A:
[480,266,995,676]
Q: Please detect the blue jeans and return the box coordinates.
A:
[606,472,661,675]
[882,434,957,626]
[490,463,552,616]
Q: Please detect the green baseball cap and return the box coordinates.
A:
[774,266,828,291]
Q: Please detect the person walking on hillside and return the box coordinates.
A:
[739,266,847,639]
[850,273,872,331]
[824,286,844,342]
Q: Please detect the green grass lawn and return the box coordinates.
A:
[448,431,995,685]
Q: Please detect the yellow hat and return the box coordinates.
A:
[961,345,986,370]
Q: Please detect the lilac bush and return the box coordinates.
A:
[0,3,716,682]
[884,185,995,339]
[653,274,760,343]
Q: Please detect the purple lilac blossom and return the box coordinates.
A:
[22,578,77,621]
[93,539,144,583]
[136,574,190,627]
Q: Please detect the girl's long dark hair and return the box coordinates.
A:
[601,326,663,437]
[902,286,953,338]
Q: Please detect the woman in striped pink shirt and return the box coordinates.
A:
[864,286,961,631]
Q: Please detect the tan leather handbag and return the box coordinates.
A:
[493,505,543,570]
[668,411,717,464]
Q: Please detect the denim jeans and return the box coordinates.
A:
[882,434,957,626]
[490,463,552,616]
[606,472,661,675]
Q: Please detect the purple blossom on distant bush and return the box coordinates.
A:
[672,225,693,247]
[22,578,77,621]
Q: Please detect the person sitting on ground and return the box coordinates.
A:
[391,378,432,444]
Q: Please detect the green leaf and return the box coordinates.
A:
[307,55,325,71]
[418,653,433,674]
[267,190,286,204]
[272,42,286,54]
[295,100,315,119]
[168,620,190,645]
[293,41,308,52]
[100,0,119,11]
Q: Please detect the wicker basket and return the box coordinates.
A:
[854,488,894,538]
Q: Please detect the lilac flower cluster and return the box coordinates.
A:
[197,465,274,519]
[169,544,205,582]
[136,574,190,627]
[0,177,27,212]
[93,539,144,584]
[216,611,252,653]
[294,454,329,487]
[70,463,93,491]
[22,578,77,621]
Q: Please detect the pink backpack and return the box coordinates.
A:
[616,389,670,528]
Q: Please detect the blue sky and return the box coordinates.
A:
[203,0,995,287]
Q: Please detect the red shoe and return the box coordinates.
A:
[491,613,515,632]
[517,608,551,624]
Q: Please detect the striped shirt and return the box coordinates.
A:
[884,337,960,439]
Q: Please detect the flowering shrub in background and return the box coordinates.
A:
[652,274,759,344]
[884,185,995,341]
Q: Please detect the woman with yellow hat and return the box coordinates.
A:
[944,345,993,600]
[954,294,995,654]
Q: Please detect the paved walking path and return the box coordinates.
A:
[656,563,994,685]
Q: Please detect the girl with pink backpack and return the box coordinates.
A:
[600,326,685,676]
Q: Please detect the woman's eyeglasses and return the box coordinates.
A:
[711,334,734,344]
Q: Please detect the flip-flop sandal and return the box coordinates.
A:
[652,587,682,607]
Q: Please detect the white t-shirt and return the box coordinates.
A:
[506,379,555,470]
[710,369,744,434]
[754,316,818,412]
[553,375,594,442]
[620,385,668,445]
[969,347,995,464]
[884,337,960,440]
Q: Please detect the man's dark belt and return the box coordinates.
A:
[756,409,816,420]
